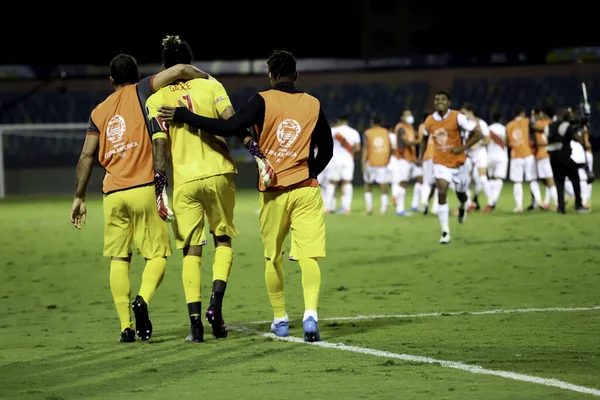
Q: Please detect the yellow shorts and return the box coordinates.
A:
[103,185,172,259]
[259,185,326,261]
[172,174,238,249]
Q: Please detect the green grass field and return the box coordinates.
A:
[1,186,599,399]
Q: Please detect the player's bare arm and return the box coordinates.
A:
[71,134,99,229]
[151,64,209,92]
[453,125,483,154]
[415,131,427,166]
[361,137,368,169]
[153,138,169,174]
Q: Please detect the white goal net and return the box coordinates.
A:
[0,123,88,198]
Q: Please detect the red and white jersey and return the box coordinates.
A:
[332,124,361,163]
[487,122,508,160]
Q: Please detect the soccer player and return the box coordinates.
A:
[417,91,483,244]
[486,112,508,210]
[460,104,492,212]
[146,36,272,342]
[506,107,543,212]
[326,115,361,214]
[157,50,333,342]
[362,114,392,214]
[70,55,209,342]
[393,109,422,216]
[531,108,558,209]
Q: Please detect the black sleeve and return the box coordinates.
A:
[172,94,265,137]
[308,105,333,177]
[87,115,99,135]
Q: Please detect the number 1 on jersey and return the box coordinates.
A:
[181,94,198,133]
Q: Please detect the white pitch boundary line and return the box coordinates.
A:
[240,305,600,325]
[232,326,600,397]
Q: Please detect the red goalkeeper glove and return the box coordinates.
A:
[154,171,174,222]
[245,139,274,186]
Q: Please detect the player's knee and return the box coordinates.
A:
[183,245,203,257]
[111,255,131,262]
[213,235,232,247]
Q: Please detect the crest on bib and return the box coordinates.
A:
[433,128,448,146]
[107,114,126,144]
[276,119,302,148]
[512,129,523,141]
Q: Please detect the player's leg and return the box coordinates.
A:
[453,163,470,225]
[259,191,291,336]
[324,160,339,213]
[125,186,172,341]
[363,165,374,214]
[525,155,543,208]
[510,158,525,212]
[432,164,452,243]
[538,158,557,209]
[203,174,239,338]
[410,165,423,212]
[103,192,135,342]
[377,168,390,214]
[340,161,355,214]
[172,180,208,342]
[586,152,593,206]
[288,186,325,342]
[395,159,411,215]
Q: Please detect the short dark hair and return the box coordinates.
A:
[461,103,476,114]
[266,50,297,80]
[542,107,554,118]
[514,106,525,117]
[110,54,139,86]
[372,114,381,124]
[492,112,502,123]
[435,91,451,100]
[161,35,193,69]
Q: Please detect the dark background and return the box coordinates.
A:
[2,1,596,65]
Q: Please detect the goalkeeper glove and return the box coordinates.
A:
[245,139,274,186]
[154,171,175,222]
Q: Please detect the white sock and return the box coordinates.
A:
[550,185,558,207]
[342,183,353,211]
[365,191,373,211]
[303,310,318,322]
[479,175,493,206]
[581,181,589,206]
[473,173,482,196]
[544,186,551,205]
[513,182,523,209]
[438,203,450,233]
[530,180,543,206]
[381,194,389,213]
[324,183,335,211]
[274,314,289,324]
[493,179,504,205]
[391,182,400,199]
[565,179,574,197]
[432,188,439,212]
[421,184,432,207]
[588,184,593,204]
[411,183,422,209]
[396,186,406,213]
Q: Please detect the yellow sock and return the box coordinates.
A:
[213,246,233,282]
[110,260,133,332]
[182,255,202,304]
[265,256,286,318]
[138,257,167,303]
[298,258,321,312]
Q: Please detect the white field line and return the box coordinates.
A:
[232,325,600,397]
[240,305,600,325]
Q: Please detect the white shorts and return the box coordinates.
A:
[468,147,488,169]
[537,157,553,179]
[363,164,388,184]
[434,163,469,193]
[422,159,435,185]
[386,157,400,184]
[488,157,508,179]
[397,159,422,182]
[329,158,355,182]
[510,155,537,183]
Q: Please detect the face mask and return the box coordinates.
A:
[405,116,415,124]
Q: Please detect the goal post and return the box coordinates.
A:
[0,123,88,198]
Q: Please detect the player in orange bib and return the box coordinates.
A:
[530,108,558,209]
[362,114,392,214]
[417,91,483,244]
[506,107,543,212]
